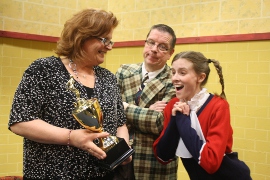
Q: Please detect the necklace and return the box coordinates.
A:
[68,59,87,84]
[68,59,96,84]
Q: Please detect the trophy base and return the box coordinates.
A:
[99,137,135,170]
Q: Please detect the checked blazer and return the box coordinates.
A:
[116,63,178,180]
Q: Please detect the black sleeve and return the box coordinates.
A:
[156,116,180,161]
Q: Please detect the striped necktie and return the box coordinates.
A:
[134,73,149,105]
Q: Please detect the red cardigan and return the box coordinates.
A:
[153,95,233,174]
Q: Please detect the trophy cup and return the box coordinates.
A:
[66,76,134,170]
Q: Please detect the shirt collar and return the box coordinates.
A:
[142,63,165,81]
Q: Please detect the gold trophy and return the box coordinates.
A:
[66,76,134,170]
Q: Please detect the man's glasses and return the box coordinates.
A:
[145,39,169,52]
[95,37,114,47]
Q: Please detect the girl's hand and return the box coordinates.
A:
[172,101,190,116]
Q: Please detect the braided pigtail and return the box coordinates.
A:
[208,59,226,99]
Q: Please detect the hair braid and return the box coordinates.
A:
[209,59,226,99]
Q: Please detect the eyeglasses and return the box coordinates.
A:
[145,39,169,52]
[95,37,114,47]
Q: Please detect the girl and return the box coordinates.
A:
[153,51,251,179]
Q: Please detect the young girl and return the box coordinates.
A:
[153,51,251,179]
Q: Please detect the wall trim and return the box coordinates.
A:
[0,30,59,43]
[1,30,270,47]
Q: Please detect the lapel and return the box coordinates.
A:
[120,64,171,107]
[139,65,171,107]
[121,64,143,103]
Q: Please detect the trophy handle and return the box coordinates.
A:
[66,76,80,99]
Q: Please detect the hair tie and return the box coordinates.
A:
[208,59,212,63]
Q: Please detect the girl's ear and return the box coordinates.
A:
[198,73,206,83]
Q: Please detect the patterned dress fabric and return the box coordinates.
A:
[8,56,126,179]
[116,63,178,180]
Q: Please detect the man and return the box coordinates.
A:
[116,24,177,179]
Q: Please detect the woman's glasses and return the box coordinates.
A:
[95,37,114,47]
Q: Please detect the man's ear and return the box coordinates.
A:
[198,73,206,83]
[170,49,175,56]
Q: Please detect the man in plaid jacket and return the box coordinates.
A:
[116,24,178,180]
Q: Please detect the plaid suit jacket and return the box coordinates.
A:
[116,63,178,180]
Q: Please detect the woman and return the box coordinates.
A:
[153,51,251,179]
[9,8,131,180]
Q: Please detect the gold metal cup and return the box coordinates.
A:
[66,76,134,169]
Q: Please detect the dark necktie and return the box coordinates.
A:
[134,73,149,105]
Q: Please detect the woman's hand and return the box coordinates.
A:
[172,101,190,116]
[121,154,132,165]
[116,124,132,165]
[69,129,110,159]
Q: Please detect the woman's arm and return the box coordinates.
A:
[10,119,110,159]
[116,124,129,144]
[117,124,132,165]
[11,119,71,145]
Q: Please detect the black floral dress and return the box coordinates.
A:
[8,56,126,179]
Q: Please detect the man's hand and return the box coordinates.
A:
[149,101,167,112]
[123,102,129,110]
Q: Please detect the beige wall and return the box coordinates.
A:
[1,0,270,40]
[0,0,270,179]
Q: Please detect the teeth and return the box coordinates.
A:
[175,84,184,91]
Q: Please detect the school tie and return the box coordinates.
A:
[134,73,149,105]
